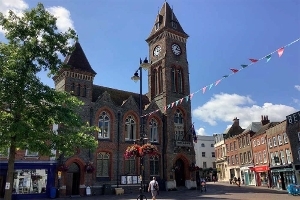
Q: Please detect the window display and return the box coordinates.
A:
[12,169,47,194]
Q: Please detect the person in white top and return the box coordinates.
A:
[148,177,159,200]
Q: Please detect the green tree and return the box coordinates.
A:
[0,3,98,200]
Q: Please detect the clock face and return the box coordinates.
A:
[153,45,162,57]
[172,44,181,55]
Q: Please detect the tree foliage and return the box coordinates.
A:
[0,3,97,159]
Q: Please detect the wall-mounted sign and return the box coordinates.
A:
[287,111,300,125]
[5,182,10,190]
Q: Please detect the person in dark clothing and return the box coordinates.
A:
[237,177,241,187]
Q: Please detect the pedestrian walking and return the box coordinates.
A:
[237,177,241,187]
[148,177,159,200]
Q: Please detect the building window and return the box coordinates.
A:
[83,85,87,97]
[243,136,246,147]
[177,69,183,93]
[263,150,267,163]
[77,84,81,96]
[259,152,262,163]
[211,144,214,147]
[154,69,158,95]
[283,133,288,144]
[273,137,277,146]
[281,150,286,165]
[125,157,136,175]
[230,143,233,151]
[240,153,243,164]
[149,118,158,142]
[235,154,239,164]
[257,139,260,146]
[212,162,216,168]
[98,111,110,139]
[203,162,207,168]
[25,150,38,157]
[261,137,265,144]
[202,152,206,157]
[172,21,177,29]
[278,135,282,145]
[125,115,136,141]
[174,109,184,141]
[234,141,237,150]
[248,151,252,163]
[286,149,292,164]
[158,67,163,94]
[150,156,159,176]
[255,153,258,164]
[246,135,250,145]
[155,22,160,30]
[238,138,242,148]
[171,68,176,92]
[268,138,272,148]
[201,143,205,147]
[231,156,235,165]
[71,83,75,93]
[244,152,247,163]
[226,144,229,152]
[253,140,256,147]
[212,152,215,157]
[270,152,275,166]
[96,152,110,177]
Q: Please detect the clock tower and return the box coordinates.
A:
[146,2,195,189]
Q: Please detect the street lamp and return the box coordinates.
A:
[131,57,150,200]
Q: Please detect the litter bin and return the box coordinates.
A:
[103,184,112,195]
[50,187,57,199]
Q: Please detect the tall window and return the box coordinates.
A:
[174,109,184,141]
[212,152,215,157]
[125,115,136,141]
[149,118,158,142]
[125,157,136,174]
[286,149,292,164]
[177,69,183,93]
[283,133,288,144]
[273,137,277,146]
[248,151,252,163]
[71,83,75,93]
[202,152,205,157]
[98,111,110,139]
[150,156,159,175]
[235,154,239,164]
[270,152,275,166]
[25,150,38,157]
[153,69,158,95]
[77,84,81,96]
[281,150,286,164]
[238,138,241,148]
[240,153,243,164]
[83,85,87,97]
[203,162,207,168]
[158,67,163,94]
[171,68,176,92]
[96,152,110,177]
[263,150,267,163]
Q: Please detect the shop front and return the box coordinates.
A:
[0,161,56,200]
[241,166,255,186]
[270,166,296,190]
[253,165,270,187]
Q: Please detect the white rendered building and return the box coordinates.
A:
[194,136,216,169]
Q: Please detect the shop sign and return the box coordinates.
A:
[287,111,300,125]
[254,166,269,172]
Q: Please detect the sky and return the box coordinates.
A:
[0,0,299,136]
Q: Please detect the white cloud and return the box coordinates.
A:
[295,85,300,92]
[0,1,74,34]
[192,93,297,129]
[197,127,207,136]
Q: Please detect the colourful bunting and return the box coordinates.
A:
[265,55,271,62]
[230,68,239,73]
[249,58,258,63]
[139,37,300,118]
[277,47,284,57]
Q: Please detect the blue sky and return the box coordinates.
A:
[1,0,299,136]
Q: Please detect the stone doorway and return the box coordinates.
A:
[65,163,80,196]
[175,159,185,186]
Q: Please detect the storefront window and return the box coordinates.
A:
[260,172,268,186]
[13,169,47,194]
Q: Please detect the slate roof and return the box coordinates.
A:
[252,122,280,138]
[241,122,262,134]
[146,2,188,41]
[63,42,96,75]
[92,85,150,109]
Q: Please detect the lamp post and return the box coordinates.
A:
[131,57,150,200]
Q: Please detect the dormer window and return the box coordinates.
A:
[172,21,177,29]
[155,22,160,31]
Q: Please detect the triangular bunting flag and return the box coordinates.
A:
[265,55,271,62]
[171,102,175,108]
[215,79,222,86]
[209,83,213,90]
[230,68,239,73]
[175,100,179,106]
[190,93,194,99]
[167,104,170,109]
[249,58,258,63]
[185,95,189,102]
[202,86,207,94]
[277,47,284,57]
[223,75,229,78]
[241,64,248,68]
[179,98,184,104]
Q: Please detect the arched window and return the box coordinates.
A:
[177,69,183,93]
[201,143,205,147]
[71,83,75,94]
[125,157,136,174]
[98,111,110,139]
[174,109,184,140]
[158,67,163,94]
[150,156,160,176]
[154,69,158,95]
[171,67,176,92]
[96,152,110,177]
[149,118,158,142]
[125,115,136,141]
[83,85,87,97]
[77,84,81,96]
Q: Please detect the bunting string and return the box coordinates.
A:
[141,37,300,118]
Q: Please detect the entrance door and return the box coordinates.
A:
[65,163,80,196]
[0,176,4,198]
[175,159,185,186]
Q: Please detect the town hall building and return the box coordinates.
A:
[53,2,196,196]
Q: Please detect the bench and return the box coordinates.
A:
[115,188,124,195]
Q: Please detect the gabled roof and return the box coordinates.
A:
[146,2,188,41]
[92,85,150,109]
[252,122,280,138]
[63,42,96,75]
[241,122,262,134]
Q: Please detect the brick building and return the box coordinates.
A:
[286,111,300,185]
[250,118,279,187]
[266,120,295,190]
[51,2,196,196]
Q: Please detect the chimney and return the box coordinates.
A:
[261,115,270,125]
[232,117,239,126]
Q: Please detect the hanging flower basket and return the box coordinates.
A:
[57,164,69,172]
[141,143,158,156]
[124,144,142,159]
[85,163,95,173]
